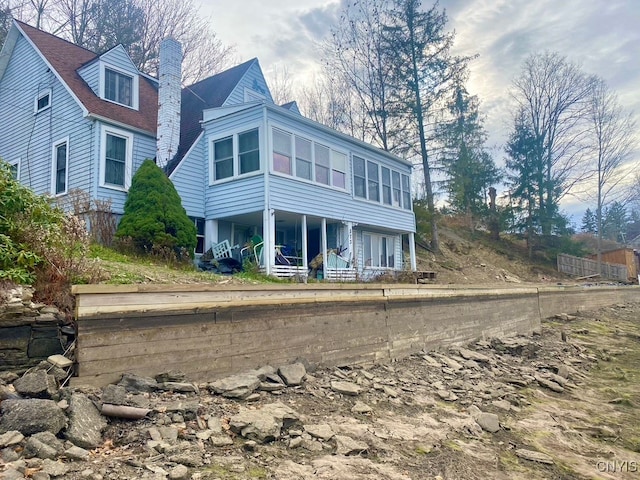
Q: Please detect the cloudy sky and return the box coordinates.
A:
[197,0,640,219]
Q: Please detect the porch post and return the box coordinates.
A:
[301,215,308,271]
[409,232,417,271]
[263,208,274,275]
[321,217,328,278]
[345,222,353,264]
[206,220,218,248]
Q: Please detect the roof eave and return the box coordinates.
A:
[87,113,157,137]
[14,20,89,117]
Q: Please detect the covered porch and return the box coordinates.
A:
[207,209,417,280]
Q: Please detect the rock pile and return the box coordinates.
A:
[0,308,612,480]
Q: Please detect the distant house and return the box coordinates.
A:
[0,20,417,280]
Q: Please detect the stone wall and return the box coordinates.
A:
[0,286,69,372]
[71,284,640,387]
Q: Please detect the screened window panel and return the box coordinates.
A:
[331,151,347,188]
[353,156,366,198]
[315,144,330,184]
[296,158,312,180]
[382,167,392,205]
[392,171,401,207]
[295,136,312,180]
[402,174,411,210]
[273,152,291,174]
[214,137,233,180]
[367,161,379,202]
[273,130,291,155]
[239,129,260,174]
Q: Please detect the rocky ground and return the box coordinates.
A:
[2,303,640,480]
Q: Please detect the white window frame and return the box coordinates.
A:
[100,125,133,191]
[269,125,349,191]
[208,126,262,185]
[190,217,206,255]
[9,158,20,180]
[51,137,69,196]
[352,156,410,210]
[34,88,52,114]
[99,62,139,110]
[363,232,397,269]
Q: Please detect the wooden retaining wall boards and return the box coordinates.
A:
[71,284,640,387]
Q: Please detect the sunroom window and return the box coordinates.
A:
[295,136,313,180]
[239,129,259,174]
[214,136,233,180]
[314,143,330,185]
[273,129,292,175]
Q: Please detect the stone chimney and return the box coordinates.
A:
[156,38,182,169]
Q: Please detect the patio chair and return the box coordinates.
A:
[211,239,232,260]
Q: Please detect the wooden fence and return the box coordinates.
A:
[557,254,628,281]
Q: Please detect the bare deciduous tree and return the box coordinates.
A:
[325,0,397,151]
[297,70,364,138]
[511,52,595,235]
[5,0,235,84]
[586,77,637,270]
[266,64,294,106]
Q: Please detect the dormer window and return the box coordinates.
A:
[105,68,132,106]
[100,63,139,109]
[34,89,51,113]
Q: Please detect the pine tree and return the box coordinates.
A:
[602,201,628,242]
[581,208,597,233]
[437,78,500,230]
[381,0,471,251]
[116,159,196,256]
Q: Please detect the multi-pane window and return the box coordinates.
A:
[105,68,132,106]
[214,136,233,180]
[314,144,330,185]
[295,136,312,180]
[363,233,396,268]
[381,167,392,205]
[331,151,347,189]
[105,134,126,187]
[392,171,401,207]
[273,129,292,174]
[212,128,260,182]
[271,128,347,190]
[352,157,410,209]
[367,161,379,202]
[353,156,366,198]
[402,174,411,210]
[239,129,259,174]
[54,141,68,195]
[34,89,51,113]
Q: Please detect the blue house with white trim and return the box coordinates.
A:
[0,21,417,280]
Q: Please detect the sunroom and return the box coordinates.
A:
[186,101,417,279]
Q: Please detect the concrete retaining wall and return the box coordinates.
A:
[71,284,639,387]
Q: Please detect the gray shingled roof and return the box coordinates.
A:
[165,58,257,175]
